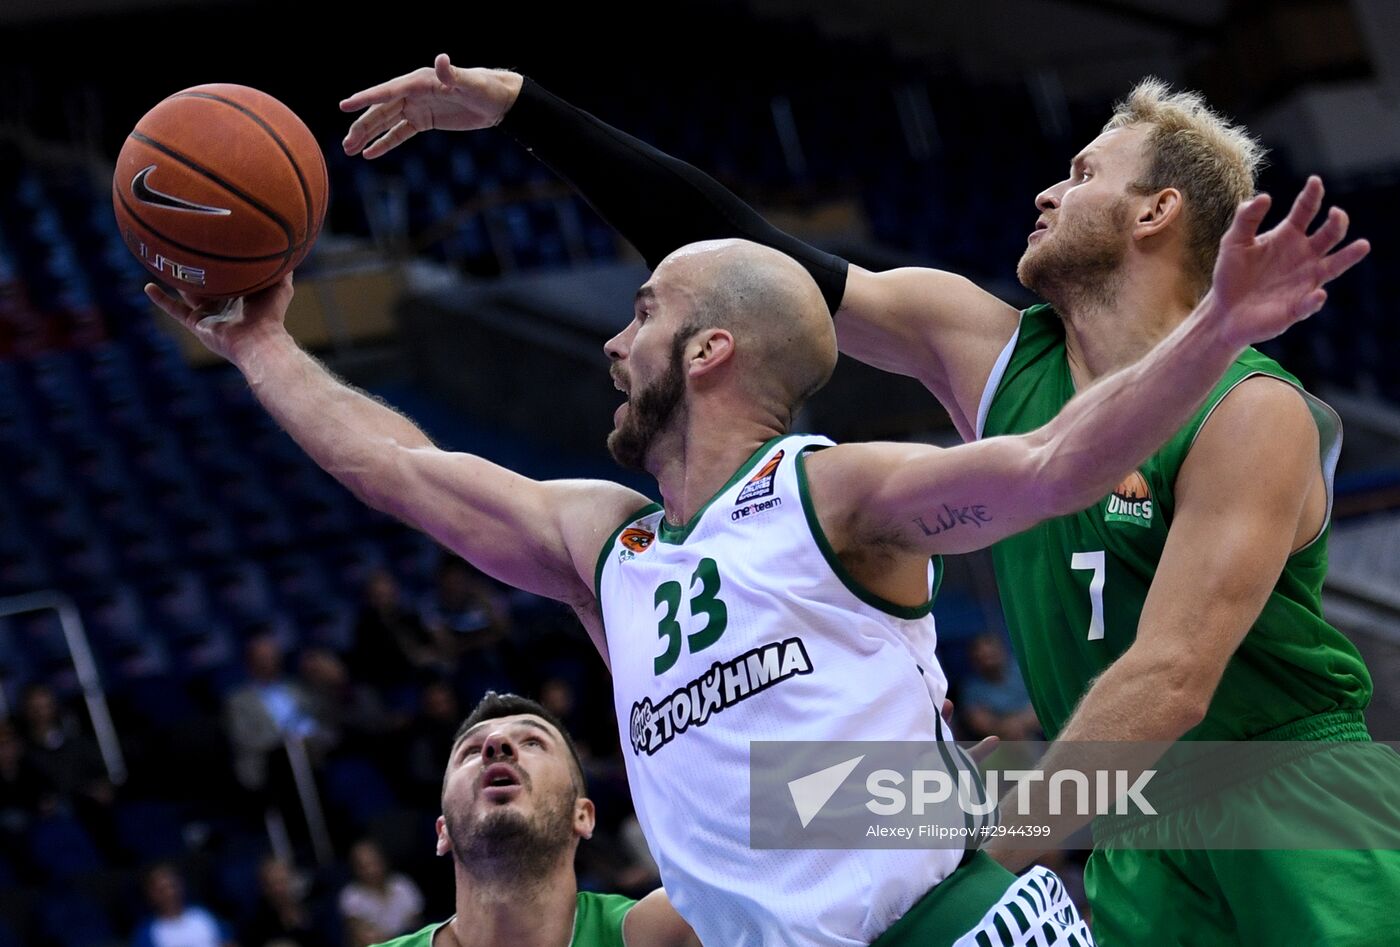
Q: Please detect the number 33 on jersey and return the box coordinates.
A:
[593,435,962,943]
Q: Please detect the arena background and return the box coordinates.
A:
[2,1,1399,944]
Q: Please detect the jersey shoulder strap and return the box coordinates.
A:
[571,891,636,947]
[976,303,1065,439]
[1174,347,1342,544]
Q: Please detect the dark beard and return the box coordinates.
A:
[607,345,687,472]
[447,789,578,886]
[1016,198,1132,315]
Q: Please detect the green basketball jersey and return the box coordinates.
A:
[979,303,1370,740]
[374,892,635,947]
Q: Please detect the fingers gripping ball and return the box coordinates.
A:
[113,84,329,299]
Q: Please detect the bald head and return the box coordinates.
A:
[655,239,838,419]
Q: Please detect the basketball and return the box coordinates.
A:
[112,83,328,299]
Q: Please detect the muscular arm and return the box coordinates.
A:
[341,64,1013,430]
[987,378,1325,868]
[806,289,1244,557]
[147,280,649,656]
[836,267,1020,437]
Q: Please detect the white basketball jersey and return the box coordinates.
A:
[595,434,962,946]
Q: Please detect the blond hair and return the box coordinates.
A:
[1104,77,1266,296]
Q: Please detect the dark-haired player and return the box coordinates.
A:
[377,691,698,947]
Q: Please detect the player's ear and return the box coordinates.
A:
[1134,187,1184,239]
[575,796,597,841]
[688,328,735,380]
[435,815,451,856]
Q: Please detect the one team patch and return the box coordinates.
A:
[1104,470,1153,528]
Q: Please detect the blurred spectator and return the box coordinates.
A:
[538,675,617,759]
[18,683,113,806]
[618,815,660,889]
[959,632,1041,741]
[421,558,516,700]
[225,635,324,793]
[337,840,423,946]
[538,678,575,728]
[574,812,663,897]
[17,684,119,854]
[298,648,393,754]
[419,558,511,650]
[347,571,445,688]
[405,680,460,792]
[0,716,57,837]
[131,862,238,947]
[242,856,329,947]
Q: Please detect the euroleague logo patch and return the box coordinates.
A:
[1104,470,1153,528]
[618,526,656,563]
[736,450,784,504]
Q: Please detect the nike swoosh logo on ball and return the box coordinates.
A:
[131,165,232,216]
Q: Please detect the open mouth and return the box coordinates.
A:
[481,763,522,791]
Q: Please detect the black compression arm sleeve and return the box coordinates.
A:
[499,77,849,315]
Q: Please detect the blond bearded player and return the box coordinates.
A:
[341,60,1400,945]
[152,175,1358,940]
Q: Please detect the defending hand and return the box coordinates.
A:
[1209,176,1370,349]
[341,54,523,159]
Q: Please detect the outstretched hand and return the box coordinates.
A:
[942,698,999,763]
[341,54,524,160]
[144,274,294,364]
[1210,175,1370,348]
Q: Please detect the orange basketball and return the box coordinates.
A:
[113,84,328,299]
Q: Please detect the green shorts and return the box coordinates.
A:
[1085,713,1400,946]
[874,851,1093,947]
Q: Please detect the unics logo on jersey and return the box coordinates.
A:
[735,450,784,504]
[629,637,813,755]
[618,526,655,563]
[1104,470,1153,528]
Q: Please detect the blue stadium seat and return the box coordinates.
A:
[212,839,268,918]
[26,813,101,882]
[267,553,336,620]
[114,671,196,727]
[0,915,22,947]
[208,561,277,628]
[321,755,397,829]
[328,540,386,596]
[36,888,113,947]
[113,800,187,863]
[300,606,355,653]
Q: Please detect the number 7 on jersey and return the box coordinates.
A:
[1071,550,1106,641]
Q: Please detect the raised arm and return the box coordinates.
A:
[806,178,1367,558]
[339,57,1016,433]
[144,277,649,654]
